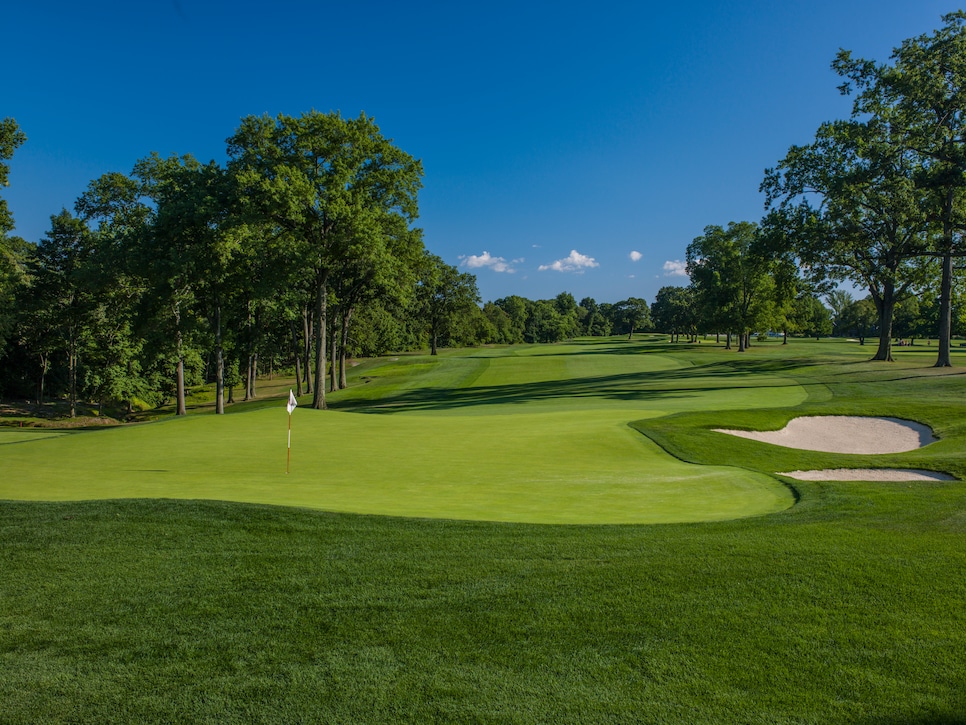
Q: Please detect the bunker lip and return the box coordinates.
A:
[780,468,955,482]
[714,415,936,454]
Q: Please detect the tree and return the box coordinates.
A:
[0,119,27,362]
[840,297,878,345]
[329,216,423,389]
[26,211,94,417]
[789,295,833,340]
[228,111,422,408]
[414,253,480,355]
[686,222,776,351]
[579,297,610,336]
[493,295,529,343]
[0,118,26,238]
[610,297,651,339]
[651,286,695,342]
[833,12,966,366]
[825,289,855,336]
[763,118,933,361]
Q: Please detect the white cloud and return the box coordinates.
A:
[459,251,516,273]
[538,249,599,273]
[663,260,688,277]
[629,250,643,262]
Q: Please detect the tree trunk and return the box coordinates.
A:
[290,320,303,397]
[247,352,257,399]
[38,353,48,405]
[214,303,225,414]
[339,306,352,390]
[935,250,953,368]
[312,281,327,410]
[738,331,746,352]
[176,358,186,416]
[871,283,896,362]
[174,300,187,416]
[329,313,338,393]
[302,305,312,395]
[68,338,77,418]
[725,331,732,350]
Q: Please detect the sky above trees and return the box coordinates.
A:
[5,0,955,303]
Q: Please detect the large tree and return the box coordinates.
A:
[0,119,27,361]
[762,119,932,361]
[228,111,422,409]
[832,11,966,366]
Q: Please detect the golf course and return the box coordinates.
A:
[2,337,965,722]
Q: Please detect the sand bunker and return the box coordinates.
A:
[780,468,955,482]
[714,416,936,454]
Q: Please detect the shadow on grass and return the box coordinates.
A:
[331,359,814,414]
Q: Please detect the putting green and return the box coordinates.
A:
[0,342,809,523]
[0,409,795,524]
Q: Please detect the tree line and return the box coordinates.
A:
[0,111,655,417]
[661,12,966,364]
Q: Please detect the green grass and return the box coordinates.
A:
[2,336,966,723]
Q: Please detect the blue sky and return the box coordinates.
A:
[4,1,956,304]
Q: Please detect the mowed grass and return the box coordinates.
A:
[2,337,966,723]
[0,339,809,524]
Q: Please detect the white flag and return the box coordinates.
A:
[287,389,298,415]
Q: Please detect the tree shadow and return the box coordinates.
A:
[332,359,815,415]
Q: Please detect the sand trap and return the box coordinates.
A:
[780,468,955,481]
[714,416,936,454]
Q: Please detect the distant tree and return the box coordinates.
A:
[25,211,94,416]
[610,297,651,339]
[579,296,610,336]
[789,295,833,340]
[414,252,480,355]
[482,302,514,344]
[651,286,695,342]
[686,222,776,351]
[493,295,530,343]
[841,298,879,345]
[825,289,855,337]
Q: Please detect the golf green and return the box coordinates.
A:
[0,342,807,523]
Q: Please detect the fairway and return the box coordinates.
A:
[0,340,809,523]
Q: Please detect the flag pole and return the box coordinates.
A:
[286,389,297,474]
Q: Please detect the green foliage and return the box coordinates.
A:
[788,294,832,339]
[0,117,26,237]
[686,221,777,348]
[651,285,695,339]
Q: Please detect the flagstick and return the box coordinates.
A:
[286,412,292,474]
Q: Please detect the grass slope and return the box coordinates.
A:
[2,337,965,723]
